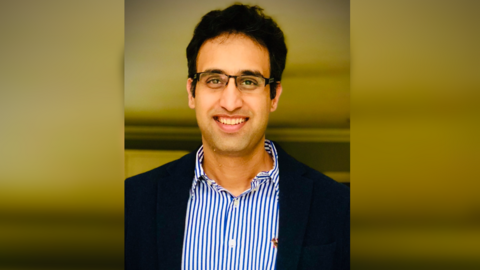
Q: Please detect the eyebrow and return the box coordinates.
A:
[201,69,266,78]
[202,69,226,74]
[239,70,265,77]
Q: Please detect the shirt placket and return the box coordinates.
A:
[223,193,244,270]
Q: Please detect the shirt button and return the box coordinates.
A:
[229,239,236,248]
[207,180,212,186]
[234,198,239,207]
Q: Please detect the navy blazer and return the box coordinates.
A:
[125,144,350,270]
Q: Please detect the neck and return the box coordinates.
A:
[202,139,273,197]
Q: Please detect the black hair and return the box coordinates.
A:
[186,3,287,99]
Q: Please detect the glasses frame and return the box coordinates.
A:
[193,72,275,89]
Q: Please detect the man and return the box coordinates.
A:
[125,4,349,270]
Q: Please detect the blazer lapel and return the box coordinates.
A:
[275,144,314,270]
[156,151,196,270]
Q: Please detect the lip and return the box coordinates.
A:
[213,115,249,133]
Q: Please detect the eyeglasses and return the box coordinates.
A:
[193,72,275,92]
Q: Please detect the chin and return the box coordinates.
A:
[213,140,250,155]
[200,122,266,155]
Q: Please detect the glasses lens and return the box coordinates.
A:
[199,73,227,89]
[237,76,262,91]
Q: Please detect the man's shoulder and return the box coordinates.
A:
[303,165,349,195]
[274,142,349,201]
[302,164,350,210]
[125,150,197,190]
[124,159,171,189]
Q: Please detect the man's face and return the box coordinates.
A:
[187,33,282,156]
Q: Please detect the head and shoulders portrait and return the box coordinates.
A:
[125,2,349,269]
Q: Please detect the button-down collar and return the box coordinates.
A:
[191,140,279,197]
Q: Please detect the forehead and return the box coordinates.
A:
[196,33,270,76]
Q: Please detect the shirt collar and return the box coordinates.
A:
[191,140,279,196]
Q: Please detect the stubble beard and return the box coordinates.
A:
[199,120,267,157]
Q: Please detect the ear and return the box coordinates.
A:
[186,78,195,109]
[270,82,282,112]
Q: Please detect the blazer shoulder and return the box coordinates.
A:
[274,141,349,198]
[303,165,349,197]
[274,141,349,201]
[125,160,170,186]
[303,165,350,208]
[125,150,197,195]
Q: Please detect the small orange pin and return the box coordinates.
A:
[271,238,278,248]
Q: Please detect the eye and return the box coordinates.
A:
[202,74,226,89]
[207,78,222,84]
[243,79,255,85]
[239,76,259,86]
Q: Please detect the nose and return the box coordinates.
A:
[219,77,243,112]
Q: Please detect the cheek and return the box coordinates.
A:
[246,97,271,115]
[195,93,217,115]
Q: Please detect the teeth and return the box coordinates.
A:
[217,117,246,125]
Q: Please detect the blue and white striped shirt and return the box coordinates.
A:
[182,140,280,270]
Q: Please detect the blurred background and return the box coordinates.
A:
[0,1,124,269]
[124,0,351,185]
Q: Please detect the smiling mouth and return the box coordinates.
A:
[213,116,249,125]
